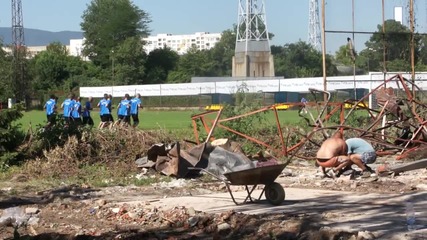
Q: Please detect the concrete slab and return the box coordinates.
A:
[152,187,427,239]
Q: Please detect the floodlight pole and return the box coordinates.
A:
[321,0,327,103]
[410,0,415,110]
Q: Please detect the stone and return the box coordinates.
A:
[217,222,231,231]
[27,216,40,226]
[357,231,376,240]
[187,207,196,216]
[127,212,139,219]
[111,208,120,213]
[96,199,107,206]
[135,157,149,167]
[25,207,40,215]
[188,216,199,227]
[415,184,427,191]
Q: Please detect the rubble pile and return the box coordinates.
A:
[0,200,373,240]
[137,139,278,179]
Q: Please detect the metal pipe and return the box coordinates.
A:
[321,0,327,103]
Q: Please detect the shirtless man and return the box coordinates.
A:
[316,131,350,177]
[316,132,376,178]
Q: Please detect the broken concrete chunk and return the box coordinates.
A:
[25,207,40,215]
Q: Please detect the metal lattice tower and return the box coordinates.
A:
[12,0,27,103]
[12,0,25,51]
[236,0,270,47]
[233,0,275,77]
[308,0,321,51]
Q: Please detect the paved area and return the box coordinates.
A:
[151,187,427,239]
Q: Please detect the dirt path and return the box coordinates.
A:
[0,162,426,239]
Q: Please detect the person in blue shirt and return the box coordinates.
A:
[130,93,142,128]
[116,94,131,126]
[43,94,57,127]
[97,93,111,129]
[71,97,82,124]
[61,93,75,125]
[82,96,94,126]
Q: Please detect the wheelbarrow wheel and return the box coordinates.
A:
[265,182,285,205]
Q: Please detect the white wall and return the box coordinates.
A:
[79,72,427,98]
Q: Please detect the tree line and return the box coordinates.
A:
[1,0,427,104]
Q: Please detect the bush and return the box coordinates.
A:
[0,106,26,170]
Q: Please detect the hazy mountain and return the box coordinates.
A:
[0,27,83,46]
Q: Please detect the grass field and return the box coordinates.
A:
[15,109,305,131]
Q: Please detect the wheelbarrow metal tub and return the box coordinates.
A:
[192,164,287,206]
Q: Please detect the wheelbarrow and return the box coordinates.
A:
[191,164,286,206]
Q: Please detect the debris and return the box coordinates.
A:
[217,222,231,231]
[24,207,39,215]
[0,207,28,227]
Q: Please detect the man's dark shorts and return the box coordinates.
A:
[361,151,376,164]
[71,117,82,124]
[83,116,94,125]
[47,114,56,124]
[101,114,112,123]
[123,115,130,123]
[132,114,139,122]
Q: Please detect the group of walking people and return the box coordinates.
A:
[97,93,142,129]
[43,93,142,129]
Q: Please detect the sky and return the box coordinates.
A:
[0,0,426,53]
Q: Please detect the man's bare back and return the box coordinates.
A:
[316,132,347,159]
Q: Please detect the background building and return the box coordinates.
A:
[143,32,221,55]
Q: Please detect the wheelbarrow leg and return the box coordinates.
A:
[224,182,240,205]
[243,185,258,203]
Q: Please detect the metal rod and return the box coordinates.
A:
[410,0,416,111]
[321,0,327,103]
[205,108,223,143]
[382,0,387,86]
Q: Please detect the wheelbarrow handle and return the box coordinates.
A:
[188,167,229,183]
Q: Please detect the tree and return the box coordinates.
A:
[111,36,147,85]
[209,29,236,76]
[272,41,337,78]
[335,45,356,66]
[0,41,13,102]
[364,19,422,72]
[168,48,216,83]
[144,47,179,84]
[81,0,151,68]
[29,41,96,98]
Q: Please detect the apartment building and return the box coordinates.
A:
[143,32,222,55]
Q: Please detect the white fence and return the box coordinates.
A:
[79,72,427,98]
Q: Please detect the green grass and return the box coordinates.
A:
[14,109,306,132]
[15,110,198,131]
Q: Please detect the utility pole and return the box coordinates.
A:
[410,0,415,109]
[321,0,327,103]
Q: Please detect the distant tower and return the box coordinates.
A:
[12,0,27,103]
[232,0,275,77]
[308,0,321,51]
[12,0,25,49]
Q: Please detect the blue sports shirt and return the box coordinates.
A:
[130,98,141,115]
[45,99,56,115]
[71,101,81,118]
[62,99,74,117]
[118,99,131,116]
[99,99,110,115]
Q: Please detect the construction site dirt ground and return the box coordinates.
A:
[0,157,426,240]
